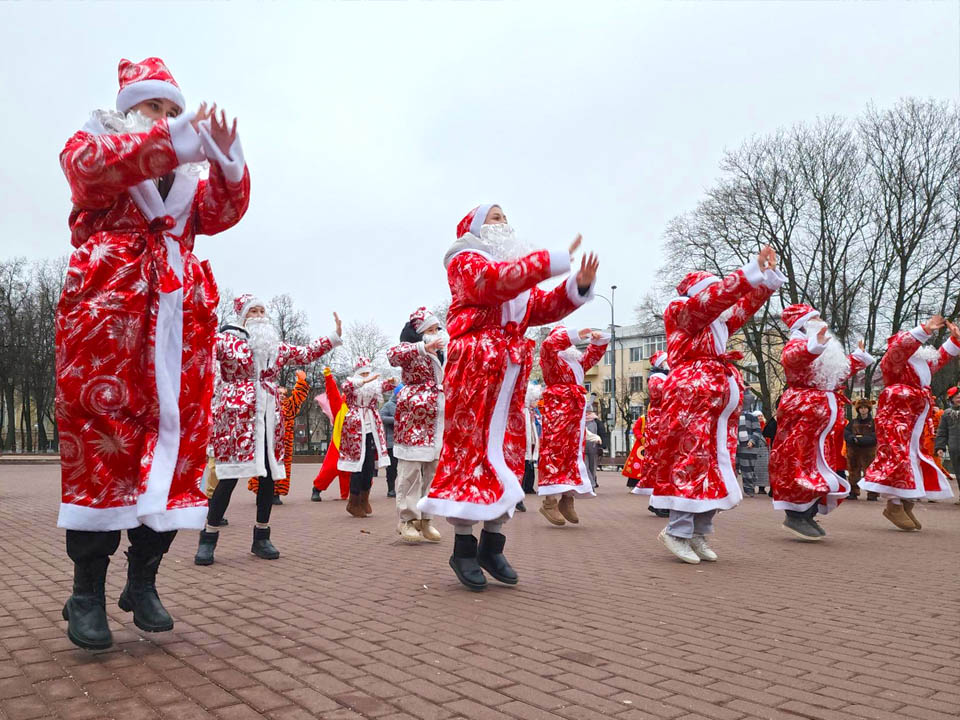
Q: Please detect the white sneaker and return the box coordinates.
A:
[658,529,700,564]
[689,534,718,562]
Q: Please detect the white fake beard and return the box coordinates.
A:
[90,109,208,176]
[911,345,940,364]
[479,223,533,261]
[423,330,449,349]
[559,345,584,365]
[807,324,851,390]
[245,317,280,371]
[354,375,381,404]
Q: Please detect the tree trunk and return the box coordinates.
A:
[2,381,14,452]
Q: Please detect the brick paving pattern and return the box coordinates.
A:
[1,465,958,719]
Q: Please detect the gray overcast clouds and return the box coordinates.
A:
[1,1,957,340]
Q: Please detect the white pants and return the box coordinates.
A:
[396,459,438,522]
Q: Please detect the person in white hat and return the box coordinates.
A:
[56,56,249,650]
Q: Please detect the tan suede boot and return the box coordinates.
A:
[557,494,579,524]
[417,519,442,542]
[882,500,915,531]
[397,520,421,543]
[901,500,922,530]
[539,496,566,526]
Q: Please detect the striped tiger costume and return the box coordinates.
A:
[249,375,311,496]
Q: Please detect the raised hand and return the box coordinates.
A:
[333,312,342,338]
[590,331,605,342]
[858,339,865,350]
[576,252,599,289]
[425,337,445,353]
[364,373,381,384]
[925,314,946,332]
[208,105,238,156]
[946,320,960,342]
[758,245,778,271]
[568,234,582,259]
[578,328,593,340]
[296,370,307,382]
[817,326,829,345]
[190,102,213,132]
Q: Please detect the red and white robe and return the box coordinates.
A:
[631,372,667,495]
[861,327,958,501]
[337,376,399,472]
[387,342,445,462]
[769,337,872,514]
[418,236,594,522]
[537,327,607,496]
[56,110,249,532]
[650,260,783,513]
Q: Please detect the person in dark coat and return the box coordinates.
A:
[845,397,878,500]
[935,386,960,488]
[737,409,763,497]
[379,389,399,498]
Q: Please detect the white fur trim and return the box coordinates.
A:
[807,336,828,355]
[909,325,932,343]
[852,349,875,367]
[57,502,206,532]
[686,276,720,297]
[565,272,595,307]
[116,79,186,114]
[791,309,821,333]
[741,258,764,288]
[650,374,743,512]
[549,250,571,277]
[394,443,441,462]
[566,327,580,346]
[590,332,611,345]
[168,113,205,165]
[762,268,787,291]
[943,338,960,357]
[328,332,343,348]
[418,361,525,522]
[199,124,246,184]
[909,353,932,388]
[631,486,653,495]
[470,204,497,237]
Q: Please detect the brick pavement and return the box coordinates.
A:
[1,465,958,720]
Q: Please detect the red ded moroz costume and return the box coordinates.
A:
[57,57,250,532]
[860,326,958,501]
[769,305,873,514]
[630,351,669,496]
[650,260,784,513]
[537,326,608,496]
[418,205,594,522]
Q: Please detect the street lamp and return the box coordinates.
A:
[595,285,617,451]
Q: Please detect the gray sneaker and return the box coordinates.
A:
[807,517,826,537]
[783,515,822,541]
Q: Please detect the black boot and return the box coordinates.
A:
[194,530,219,566]
[251,527,280,559]
[272,494,283,505]
[118,550,174,632]
[515,501,527,512]
[62,556,112,650]
[449,533,487,591]
[311,488,322,502]
[477,530,518,585]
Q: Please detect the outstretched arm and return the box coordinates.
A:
[581,332,610,372]
[194,117,250,236]
[448,248,571,307]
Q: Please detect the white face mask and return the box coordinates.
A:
[423,330,449,349]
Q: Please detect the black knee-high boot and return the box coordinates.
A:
[118,525,177,632]
[449,533,487,592]
[477,530,518,585]
[63,530,121,650]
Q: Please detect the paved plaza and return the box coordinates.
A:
[0,464,958,720]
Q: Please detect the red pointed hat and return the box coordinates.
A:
[650,351,668,369]
[781,303,819,331]
[676,271,719,298]
[116,57,186,114]
[354,356,372,373]
[456,204,500,238]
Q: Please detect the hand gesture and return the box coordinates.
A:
[858,339,865,351]
[937,448,945,458]
[590,331,605,342]
[817,325,829,345]
[190,102,213,133]
[946,320,960,342]
[578,328,592,340]
[925,314,946,332]
[758,245,778,272]
[295,370,307,382]
[364,373,381,384]
[568,234,582,258]
[425,337,445,353]
[208,105,238,156]
[576,252,599,289]
[333,312,342,338]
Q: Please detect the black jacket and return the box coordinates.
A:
[845,416,877,448]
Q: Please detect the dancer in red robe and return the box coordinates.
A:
[768,305,873,540]
[630,351,671,518]
[418,203,598,590]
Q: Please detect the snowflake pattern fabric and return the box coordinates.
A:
[387,342,444,462]
[338,376,398,472]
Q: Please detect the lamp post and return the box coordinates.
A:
[595,285,617,451]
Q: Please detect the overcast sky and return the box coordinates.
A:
[1,1,958,341]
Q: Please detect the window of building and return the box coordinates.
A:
[642,335,667,358]
[584,381,591,392]
[629,375,643,393]
[603,350,612,365]
[743,365,760,384]
[603,379,612,393]
[629,347,641,362]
